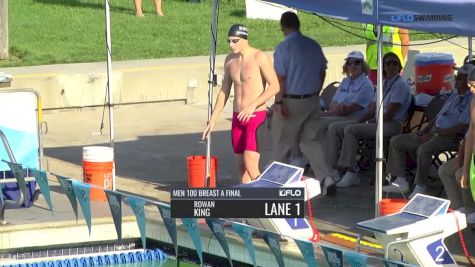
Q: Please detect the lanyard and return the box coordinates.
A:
[383,75,401,100]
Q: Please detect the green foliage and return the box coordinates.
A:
[1,0,435,67]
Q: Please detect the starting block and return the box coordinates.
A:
[357,194,466,266]
[237,161,321,239]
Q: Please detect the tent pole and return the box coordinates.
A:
[105,0,116,190]
[205,0,219,187]
[375,24,384,217]
[469,36,473,61]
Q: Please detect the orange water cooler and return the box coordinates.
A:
[415,53,454,95]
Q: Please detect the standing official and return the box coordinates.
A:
[272,12,335,195]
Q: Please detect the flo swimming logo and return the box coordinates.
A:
[391,14,453,22]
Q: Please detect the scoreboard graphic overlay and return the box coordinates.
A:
[171,187,304,218]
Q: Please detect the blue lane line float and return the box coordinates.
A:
[3,248,167,267]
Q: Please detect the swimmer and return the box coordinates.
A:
[203,24,279,183]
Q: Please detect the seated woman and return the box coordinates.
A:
[312,51,374,140]
[325,52,412,188]
[290,51,373,171]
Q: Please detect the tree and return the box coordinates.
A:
[0,0,8,59]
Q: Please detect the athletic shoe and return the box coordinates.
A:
[382,177,410,194]
[336,172,360,188]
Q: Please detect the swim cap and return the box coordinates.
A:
[228,24,249,39]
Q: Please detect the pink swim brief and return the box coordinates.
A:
[231,110,267,153]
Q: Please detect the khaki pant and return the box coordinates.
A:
[438,157,475,212]
[315,116,358,140]
[330,121,402,169]
[271,95,331,179]
[387,133,460,186]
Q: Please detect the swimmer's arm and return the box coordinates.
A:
[251,52,279,107]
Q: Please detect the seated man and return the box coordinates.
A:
[385,63,475,197]
[325,52,412,187]
[438,138,475,223]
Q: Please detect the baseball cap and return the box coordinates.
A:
[345,51,364,60]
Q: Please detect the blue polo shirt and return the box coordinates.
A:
[374,75,412,123]
[274,32,327,95]
[332,74,374,119]
[435,90,472,129]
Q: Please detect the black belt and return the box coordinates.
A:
[283,93,317,99]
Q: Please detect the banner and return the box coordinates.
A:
[206,219,233,266]
[127,196,147,249]
[321,245,344,267]
[71,180,92,235]
[55,175,78,221]
[30,169,53,212]
[294,238,317,267]
[345,251,368,267]
[182,218,203,265]
[232,222,257,267]
[260,230,284,267]
[156,203,178,256]
[105,190,123,240]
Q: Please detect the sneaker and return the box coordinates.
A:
[322,176,336,196]
[382,177,410,194]
[467,212,475,224]
[336,172,360,188]
[409,184,428,199]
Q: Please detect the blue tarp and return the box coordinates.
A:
[266,0,475,36]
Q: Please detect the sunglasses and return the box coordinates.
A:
[384,60,399,67]
[227,38,241,44]
[346,59,362,66]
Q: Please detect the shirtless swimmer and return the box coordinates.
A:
[202,24,279,183]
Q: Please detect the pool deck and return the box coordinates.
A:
[1,101,474,266]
